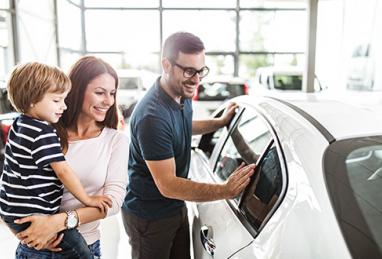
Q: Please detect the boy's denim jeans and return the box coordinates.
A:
[2,215,94,259]
[15,240,101,259]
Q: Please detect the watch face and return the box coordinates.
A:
[67,212,78,229]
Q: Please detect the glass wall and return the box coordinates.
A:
[0,7,13,81]
[56,0,307,78]
[342,0,382,91]
[315,0,382,92]
[16,0,58,64]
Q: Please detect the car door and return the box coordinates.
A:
[190,105,285,259]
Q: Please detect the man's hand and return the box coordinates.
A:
[224,163,255,199]
[219,102,238,127]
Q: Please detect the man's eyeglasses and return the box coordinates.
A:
[171,61,210,79]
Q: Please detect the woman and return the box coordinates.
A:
[14,56,129,258]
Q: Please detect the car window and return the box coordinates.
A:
[0,87,14,114]
[197,82,245,101]
[119,77,141,90]
[324,137,382,258]
[273,75,303,90]
[240,143,283,230]
[214,108,272,183]
[198,107,243,158]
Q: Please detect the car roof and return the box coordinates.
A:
[236,93,382,141]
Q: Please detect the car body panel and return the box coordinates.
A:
[189,150,254,258]
[189,94,379,259]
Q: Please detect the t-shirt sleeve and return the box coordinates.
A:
[136,115,174,161]
[31,127,65,168]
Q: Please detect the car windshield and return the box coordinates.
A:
[119,77,141,90]
[198,82,245,101]
[273,75,302,90]
[324,136,382,258]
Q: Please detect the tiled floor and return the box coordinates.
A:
[0,212,131,259]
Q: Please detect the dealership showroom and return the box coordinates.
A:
[0,0,381,258]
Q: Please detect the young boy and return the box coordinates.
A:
[0,62,111,258]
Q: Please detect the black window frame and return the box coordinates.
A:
[198,103,288,237]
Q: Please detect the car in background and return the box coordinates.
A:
[117,69,145,117]
[117,69,158,119]
[189,94,382,259]
[253,66,322,92]
[192,77,249,119]
[0,80,18,169]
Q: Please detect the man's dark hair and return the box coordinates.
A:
[162,32,205,61]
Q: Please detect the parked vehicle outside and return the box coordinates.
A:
[189,94,382,259]
[192,76,249,119]
[0,81,18,169]
[253,66,323,92]
[117,69,158,119]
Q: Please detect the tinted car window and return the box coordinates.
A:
[215,109,271,181]
[0,87,14,114]
[273,75,302,90]
[198,82,245,101]
[324,137,382,259]
[198,108,243,158]
[214,108,272,182]
[119,77,141,90]
[240,144,282,230]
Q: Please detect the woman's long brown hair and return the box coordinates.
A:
[54,56,119,152]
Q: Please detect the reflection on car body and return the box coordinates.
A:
[189,94,382,259]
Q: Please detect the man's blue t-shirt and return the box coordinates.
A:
[122,77,192,220]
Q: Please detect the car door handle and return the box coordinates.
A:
[200,225,216,256]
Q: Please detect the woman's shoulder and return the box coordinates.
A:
[102,128,129,145]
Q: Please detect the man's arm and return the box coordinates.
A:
[192,102,238,135]
[146,158,255,202]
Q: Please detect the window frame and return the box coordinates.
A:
[199,103,288,237]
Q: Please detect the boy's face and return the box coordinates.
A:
[27,90,69,123]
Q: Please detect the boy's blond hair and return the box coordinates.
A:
[7,62,71,113]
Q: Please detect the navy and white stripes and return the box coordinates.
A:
[0,115,65,218]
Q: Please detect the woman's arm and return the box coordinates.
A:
[103,132,129,217]
[15,131,129,249]
[15,206,107,250]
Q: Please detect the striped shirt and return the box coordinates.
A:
[0,115,65,218]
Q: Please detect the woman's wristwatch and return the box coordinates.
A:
[65,210,79,229]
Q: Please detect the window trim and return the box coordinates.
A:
[200,103,289,237]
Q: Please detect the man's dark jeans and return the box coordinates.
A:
[122,206,191,259]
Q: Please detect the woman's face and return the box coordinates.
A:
[81,73,116,122]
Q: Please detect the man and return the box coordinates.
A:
[122,32,255,259]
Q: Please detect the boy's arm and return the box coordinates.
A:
[50,161,111,211]
[50,161,90,204]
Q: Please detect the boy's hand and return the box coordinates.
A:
[85,195,112,214]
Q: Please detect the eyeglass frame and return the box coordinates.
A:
[170,60,210,79]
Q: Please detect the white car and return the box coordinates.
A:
[189,94,382,259]
[253,66,322,92]
[192,77,249,119]
[117,69,158,118]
